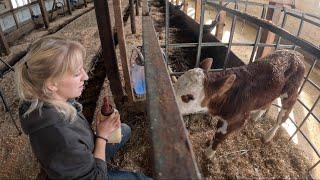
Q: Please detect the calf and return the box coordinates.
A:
[174,50,305,158]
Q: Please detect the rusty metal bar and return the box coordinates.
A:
[0,28,10,55]
[183,0,188,13]
[276,8,287,50]
[93,0,124,107]
[129,0,136,34]
[223,4,237,69]
[249,4,266,63]
[195,0,205,67]
[38,0,50,28]
[143,14,201,179]
[293,13,304,50]
[215,0,225,41]
[84,0,88,8]
[113,0,134,102]
[208,3,320,59]
[167,42,295,48]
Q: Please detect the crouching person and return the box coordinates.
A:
[16,36,151,180]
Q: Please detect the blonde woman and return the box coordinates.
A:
[16,37,151,179]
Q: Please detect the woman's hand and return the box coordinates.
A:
[96,111,121,139]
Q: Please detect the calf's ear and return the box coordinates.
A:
[216,74,236,96]
[199,58,213,71]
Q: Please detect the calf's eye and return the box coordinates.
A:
[181,94,195,103]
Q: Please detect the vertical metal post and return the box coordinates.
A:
[223,3,237,69]
[276,8,287,50]
[195,0,205,67]
[165,0,169,63]
[195,0,201,22]
[293,13,304,50]
[66,0,72,15]
[249,4,267,63]
[129,0,136,34]
[93,0,124,107]
[0,28,10,55]
[113,0,134,102]
[38,0,50,28]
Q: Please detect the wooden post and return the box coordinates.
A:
[129,0,136,34]
[135,0,139,16]
[66,0,72,15]
[215,1,226,41]
[113,0,134,102]
[194,0,201,22]
[256,1,292,58]
[0,28,10,55]
[93,0,124,107]
[175,0,179,5]
[38,0,50,28]
[183,0,188,13]
[84,0,88,8]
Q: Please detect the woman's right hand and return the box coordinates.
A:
[96,111,121,139]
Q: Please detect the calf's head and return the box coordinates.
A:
[174,58,236,115]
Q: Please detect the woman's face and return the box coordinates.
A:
[53,61,89,101]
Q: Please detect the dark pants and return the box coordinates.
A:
[105,123,151,180]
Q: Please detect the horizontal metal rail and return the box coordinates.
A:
[142,3,201,178]
[166,42,295,49]
[207,2,320,59]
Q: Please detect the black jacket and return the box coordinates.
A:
[19,100,108,180]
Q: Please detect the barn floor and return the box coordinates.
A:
[0,0,316,179]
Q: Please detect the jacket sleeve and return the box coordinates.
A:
[47,145,108,180]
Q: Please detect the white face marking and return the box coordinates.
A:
[280,93,288,100]
[216,119,228,134]
[174,68,208,115]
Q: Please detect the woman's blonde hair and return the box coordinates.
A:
[16,36,86,121]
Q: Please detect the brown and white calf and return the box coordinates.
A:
[174,50,305,158]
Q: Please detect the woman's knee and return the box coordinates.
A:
[121,123,131,141]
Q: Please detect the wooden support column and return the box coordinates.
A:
[93,0,124,107]
[215,1,226,41]
[183,0,188,13]
[66,0,72,15]
[0,28,10,55]
[84,0,88,8]
[38,0,50,28]
[135,0,139,16]
[113,0,134,102]
[129,0,136,34]
[194,0,201,22]
[256,1,292,58]
[175,0,179,5]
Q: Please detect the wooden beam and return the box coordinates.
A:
[38,0,49,28]
[93,0,124,107]
[215,1,225,41]
[129,0,136,34]
[0,27,10,55]
[194,0,201,22]
[113,0,134,102]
